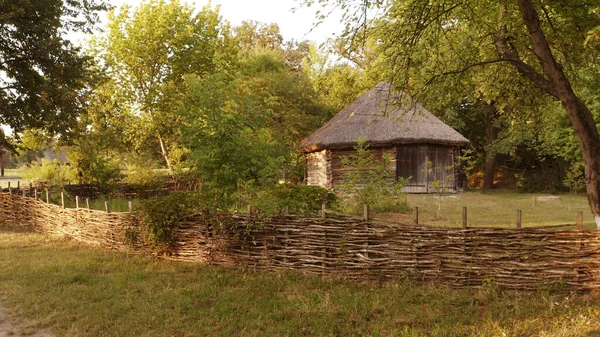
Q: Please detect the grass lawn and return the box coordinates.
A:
[1,227,600,336]
[375,190,595,229]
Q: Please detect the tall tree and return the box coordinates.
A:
[91,0,229,172]
[307,0,600,226]
[0,0,109,150]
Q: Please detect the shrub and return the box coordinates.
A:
[235,183,340,216]
[131,192,200,245]
[21,159,76,186]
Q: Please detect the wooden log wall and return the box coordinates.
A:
[2,192,600,291]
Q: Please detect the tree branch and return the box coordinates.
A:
[495,3,559,98]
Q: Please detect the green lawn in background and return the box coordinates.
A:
[376,190,594,229]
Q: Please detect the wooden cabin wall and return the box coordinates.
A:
[397,144,459,193]
[305,150,332,189]
[330,147,396,188]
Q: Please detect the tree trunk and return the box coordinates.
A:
[158,136,173,173]
[0,151,4,178]
[483,104,499,190]
[513,0,600,228]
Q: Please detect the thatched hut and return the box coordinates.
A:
[298,82,470,193]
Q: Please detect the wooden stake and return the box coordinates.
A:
[516,210,522,229]
[45,189,49,203]
[75,196,79,209]
[577,211,583,231]
[7,182,10,189]
[363,204,370,221]
[17,181,19,190]
[34,188,38,200]
[86,198,90,209]
[9,187,12,197]
[321,202,327,219]
[128,200,133,213]
[247,204,252,214]
[22,189,26,198]
[105,201,110,213]
[61,191,65,209]
[413,206,419,225]
[284,205,289,215]
[462,206,467,229]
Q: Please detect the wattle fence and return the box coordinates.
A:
[2,192,600,291]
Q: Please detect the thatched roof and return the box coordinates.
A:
[298,82,470,153]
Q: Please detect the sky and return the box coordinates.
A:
[103,0,343,44]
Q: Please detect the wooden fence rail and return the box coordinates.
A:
[1,193,600,291]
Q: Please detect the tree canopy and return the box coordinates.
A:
[0,0,109,149]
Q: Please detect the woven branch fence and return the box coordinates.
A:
[2,192,600,291]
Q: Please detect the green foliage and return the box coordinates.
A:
[124,156,164,190]
[90,0,229,171]
[0,0,108,146]
[340,138,410,210]
[21,159,76,186]
[237,183,340,216]
[180,73,287,193]
[132,192,200,245]
[67,140,123,191]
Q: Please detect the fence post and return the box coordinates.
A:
[45,189,49,203]
[86,198,90,209]
[321,202,326,219]
[17,181,19,190]
[577,211,583,231]
[128,200,133,213]
[75,196,79,209]
[34,188,38,200]
[462,206,467,229]
[104,201,110,214]
[363,204,370,221]
[7,182,10,190]
[61,191,65,209]
[413,206,419,225]
[516,209,522,229]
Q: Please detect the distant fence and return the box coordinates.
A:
[1,192,600,291]
[1,179,197,199]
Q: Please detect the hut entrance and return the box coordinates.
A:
[397,145,456,193]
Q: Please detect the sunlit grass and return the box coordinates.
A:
[0,228,599,336]
[375,190,594,229]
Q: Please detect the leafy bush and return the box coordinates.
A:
[131,192,200,245]
[124,158,165,190]
[21,159,76,186]
[235,183,340,215]
[67,143,123,192]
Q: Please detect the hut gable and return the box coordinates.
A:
[298,82,469,153]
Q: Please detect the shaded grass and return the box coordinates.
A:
[376,190,595,229]
[1,228,600,336]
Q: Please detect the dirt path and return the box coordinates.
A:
[0,302,54,337]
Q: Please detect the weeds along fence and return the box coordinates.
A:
[2,193,600,291]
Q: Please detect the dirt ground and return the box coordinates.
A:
[0,302,54,337]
